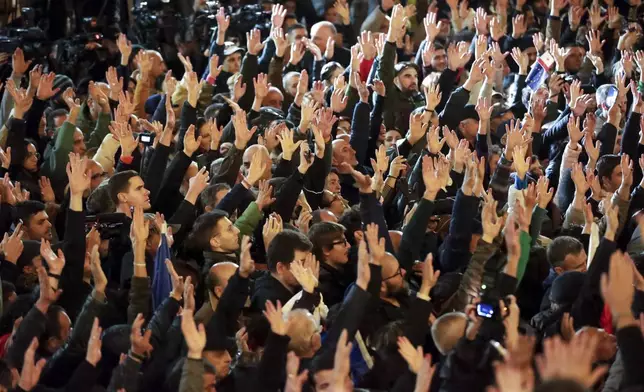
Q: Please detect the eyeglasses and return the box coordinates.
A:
[26,151,40,159]
[91,172,106,180]
[330,238,348,247]
[383,266,402,281]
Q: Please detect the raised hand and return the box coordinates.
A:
[255,180,276,210]
[284,352,309,392]
[1,222,24,264]
[181,306,206,359]
[11,48,32,77]
[262,213,283,251]
[110,122,138,157]
[263,300,287,335]
[291,257,319,294]
[36,72,60,101]
[364,222,386,264]
[130,206,150,244]
[232,110,257,150]
[536,176,554,208]
[90,244,107,294]
[482,193,504,242]
[186,167,210,205]
[298,143,314,174]
[117,33,133,65]
[131,313,154,359]
[247,29,265,56]
[254,73,271,101]
[66,153,91,196]
[239,236,255,278]
[397,336,424,374]
[511,47,529,75]
[278,126,303,161]
[447,41,472,71]
[86,318,102,367]
[271,3,287,28]
[40,239,65,275]
[18,338,46,391]
[271,28,289,58]
[418,253,440,297]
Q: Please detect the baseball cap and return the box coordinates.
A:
[223,42,245,57]
[461,104,480,121]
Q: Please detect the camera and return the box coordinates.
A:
[85,213,129,240]
[0,27,50,60]
[138,132,154,146]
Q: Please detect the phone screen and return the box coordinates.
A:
[476,303,495,318]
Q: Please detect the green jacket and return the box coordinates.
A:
[42,112,111,186]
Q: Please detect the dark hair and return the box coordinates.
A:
[267,230,312,272]
[200,183,231,210]
[187,210,230,251]
[0,359,12,389]
[16,201,46,225]
[338,206,362,246]
[596,155,620,188]
[286,23,306,35]
[107,170,139,205]
[546,236,584,268]
[534,379,585,392]
[308,222,346,262]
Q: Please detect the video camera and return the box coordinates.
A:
[0,26,51,60]
[85,213,130,240]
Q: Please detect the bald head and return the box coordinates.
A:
[388,230,402,254]
[87,160,105,191]
[332,139,357,167]
[431,312,468,355]
[286,309,320,357]
[310,21,337,52]
[206,262,238,297]
[263,87,284,109]
[242,144,272,180]
[283,72,300,96]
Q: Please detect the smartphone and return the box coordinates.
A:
[476,303,495,319]
[139,132,154,145]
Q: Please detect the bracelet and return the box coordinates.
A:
[47,272,61,279]
[134,263,147,267]
[128,350,146,362]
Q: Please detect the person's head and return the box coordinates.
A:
[188,210,239,253]
[325,169,341,194]
[323,1,342,24]
[380,252,408,299]
[23,141,39,172]
[263,87,284,109]
[563,44,585,73]
[267,230,313,289]
[87,160,106,191]
[547,236,587,274]
[200,183,231,212]
[287,23,307,44]
[16,201,52,241]
[72,128,86,155]
[384,129,402,149]
[202,361,217,392]
[146,50,167,78]
[41,305,71,354]
[242,144,272,180]
[429,43,448,72]
[286,309,321,357]
[202,349,232,381]
[108,170,151,210]
[310,352,353,391]
[308,222,350,268]
[596,154,622,192]
[311,209,338,224]
[222,48,243,74]
[331,139,357,167]
[488,145,503,174]
[458,105,480,140]
[204,262,238,300]
[394,63,419,92]
[283,72,300,97]
[338,206,362,245]
[310,21,336,52]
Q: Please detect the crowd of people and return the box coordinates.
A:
[1,0,644,391]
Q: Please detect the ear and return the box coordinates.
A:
[311,333,322,352]
[214,286,224,298]
[380,281,387,296]
[209,236,220,251]
[554,266,564,275]
[353,230,363,243]
[204,205,213,213]
[117,192,128,204]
